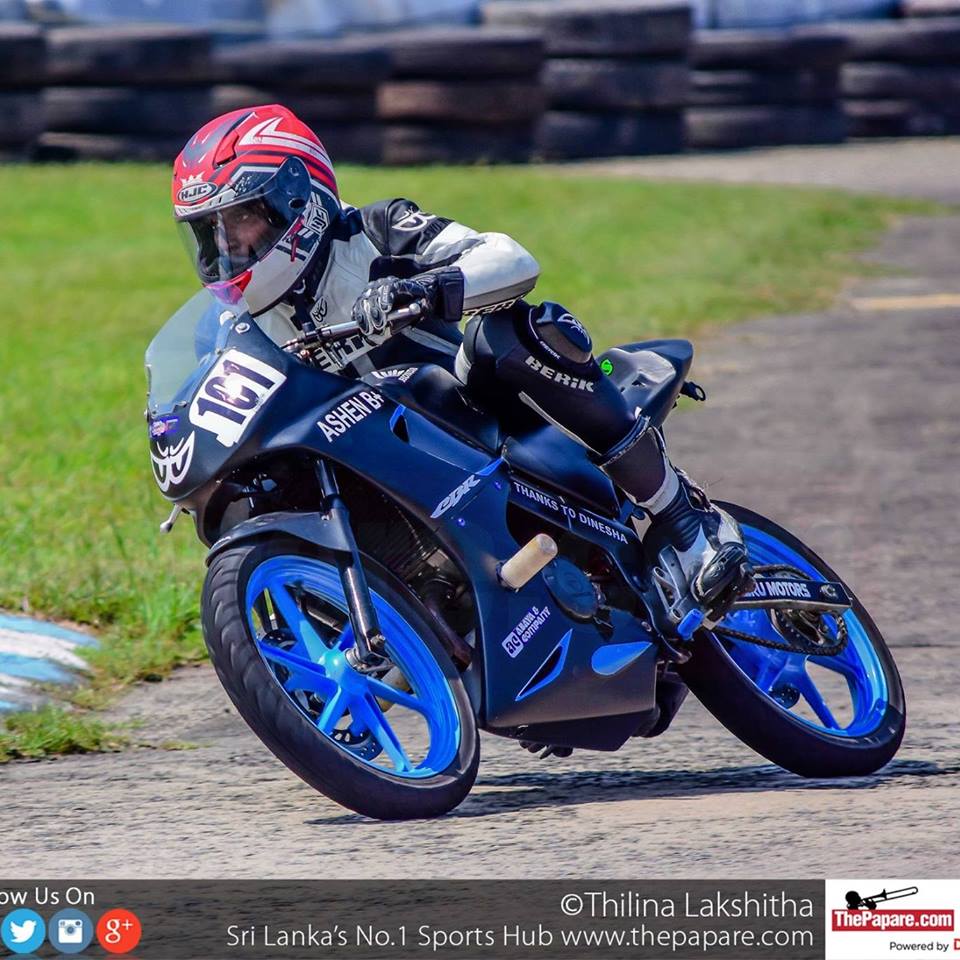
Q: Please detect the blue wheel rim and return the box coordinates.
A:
[245,556,461,779]
[715,524,888,738]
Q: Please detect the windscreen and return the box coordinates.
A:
[145,289,241,413]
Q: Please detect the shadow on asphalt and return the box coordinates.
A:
[307,758,952,825]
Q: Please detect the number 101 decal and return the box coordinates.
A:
[189,350,286,447]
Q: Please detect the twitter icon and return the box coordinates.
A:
[2,909,46,954]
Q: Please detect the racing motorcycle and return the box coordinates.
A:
[145,290,905,820]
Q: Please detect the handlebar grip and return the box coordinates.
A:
[385,301,424,331]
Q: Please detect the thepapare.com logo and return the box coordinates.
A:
[831,885,954,932]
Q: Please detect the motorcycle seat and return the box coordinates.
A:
[597,339,693,427]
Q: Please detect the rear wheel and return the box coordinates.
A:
[202,537,479,819]
[678,503,905,778]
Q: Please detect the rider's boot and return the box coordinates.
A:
[596,418,755,631]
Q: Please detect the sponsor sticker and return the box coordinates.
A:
[502,605,552,658]
[745,579,813,600]
[317,390,384,442]
[148,414,179,439]
[150,432,195,492]
[511,479,629,545]
[371,367,417,383]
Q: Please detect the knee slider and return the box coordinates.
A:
[530,302,593,366]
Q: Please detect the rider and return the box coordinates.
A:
[172,104,753,624]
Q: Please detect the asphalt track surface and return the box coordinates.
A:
[3,154,959,879]
[573,137,960,205]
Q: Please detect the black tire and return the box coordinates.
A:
[34,131,189,162]
[686,104,847,149]
[900,0,960,15]
[678,503,905,779]
[377,80,544,124]
[537,110,685,159]
[381,123,534,165]
[544,59,690,111]
[47,24,213,85]
[483,0,692,57]
[692,28,849,70]
[0,23,45,86]
[0,90,44,146]
[842,62,960,102]
[384,27,545,79]
[820,17,960,62]
[214,38,391,90]
[202,538,480,820]
[212,85,378,123]
[44,86,214,136]
[843,99,957,137]
[691,68,841,106]
[314,123,385,164]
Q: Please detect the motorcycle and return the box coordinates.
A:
[145,289,905,820]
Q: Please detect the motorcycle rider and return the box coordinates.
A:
[172,105,753,624]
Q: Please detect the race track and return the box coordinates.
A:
[3,203,958,880]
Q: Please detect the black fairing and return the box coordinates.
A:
[146,303,694,741]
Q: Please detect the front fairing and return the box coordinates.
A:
[144,291,347,503]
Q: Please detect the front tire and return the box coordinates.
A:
[678,503,905,778]
[202,537,479,819]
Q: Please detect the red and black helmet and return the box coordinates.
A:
[172,104,340,315]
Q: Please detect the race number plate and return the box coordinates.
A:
[189,350,286,447]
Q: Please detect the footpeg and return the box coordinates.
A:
[498,534,558,590]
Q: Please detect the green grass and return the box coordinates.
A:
[0,162,927,760]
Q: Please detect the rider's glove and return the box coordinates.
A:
[351,268,465,342]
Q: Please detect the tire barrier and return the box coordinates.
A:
[46,24,214,84]
[836,18,960,136]
[484,1,690,160]
[377,26,544,164]
[9,9,960,166]
[0,24,44,154]
[688,27,847,147]
[899,0,960,13]
[209,38,391,162]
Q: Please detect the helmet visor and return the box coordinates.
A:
[177,162,311,284]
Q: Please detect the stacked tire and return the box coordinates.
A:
[688,27,849,149]
[38,25,217,161]
[212,38,392,164]
[374,28,544,165]
[484,0,691,160]
[898,0,960,15]
[834,18,960,136]
[0,24,45,160]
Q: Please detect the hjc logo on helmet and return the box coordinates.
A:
[176,177,217,204]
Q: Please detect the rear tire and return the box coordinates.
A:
[678,503,905,778]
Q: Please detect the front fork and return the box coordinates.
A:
[314,459,387,671]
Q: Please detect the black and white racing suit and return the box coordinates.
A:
[255,197,750,620]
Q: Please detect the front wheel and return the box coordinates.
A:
[201,537,479,819]
[678,503,905,778]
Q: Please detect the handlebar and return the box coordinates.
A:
[282,301,424,355]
